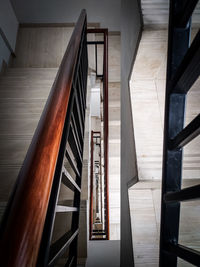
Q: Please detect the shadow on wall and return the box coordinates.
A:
[86,240,120,267]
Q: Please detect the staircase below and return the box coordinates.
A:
[130,29,200,181]
[129,180,200,267]
[129,28,200,266]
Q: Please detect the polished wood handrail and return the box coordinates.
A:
[87,29,109,240]
[0,10,86,267]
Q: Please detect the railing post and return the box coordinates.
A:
[159,1,191,266]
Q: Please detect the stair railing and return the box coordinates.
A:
[0,9,88,267]
[87,29,109,240]
[90,131,107,240]
[160,0,200,266]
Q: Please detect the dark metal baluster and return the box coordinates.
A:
[76,76,85,123]
[159,0,191,266]
[66,32,88,267]
[37,92,75,267]
[71,113,83,149]
[72,103,83,145]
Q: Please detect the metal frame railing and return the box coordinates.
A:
[159,1,200,266]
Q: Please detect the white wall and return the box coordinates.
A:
[0,0,18,70]
[11,0,120,31]
[0,36,10,69]
[86,240,120,267]
[121,0,142,266]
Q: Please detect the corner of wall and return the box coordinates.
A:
[0,0,19,72]
[120,0,143,265]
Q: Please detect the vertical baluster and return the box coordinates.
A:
[159,1,191,266]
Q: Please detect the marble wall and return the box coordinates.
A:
[120,0,142,265]
[129,180,200,267]
[129,28,200,267]
[130,29,200,180]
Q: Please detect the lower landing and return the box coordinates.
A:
[128,179,200,267]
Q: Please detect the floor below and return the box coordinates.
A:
[129,179,200,267]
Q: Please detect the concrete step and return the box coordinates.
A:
[109,123,120,140]
[109,175,120,190]
[12,26,74,68]
[5,69,58,77]
[1,68,56,76]
[6,67,58,72]
[110,223,120,241]
[0,87,51,99]
[109,142,120,157]
[109,190,120,209]
[0,98,46,114]
[0,112,42,120]
[109,106,120,121]
[0,136,31,166]
[4,68,58,81]
[101,101,120,122]
[0,166,20,201]
[0,68,55,203]
[108,82,120,102]
[0,79,54,87]
[109,101,120,108]
[0,68,56,86]
[109,157,120,176]
[101,121,120,140]
[129,180,200,266]
[0,117,39,135]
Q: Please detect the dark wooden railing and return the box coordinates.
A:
[87,29,109,240]
[0,10,88,267]
[160,0,200,266]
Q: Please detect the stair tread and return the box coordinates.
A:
[0,67,56,203]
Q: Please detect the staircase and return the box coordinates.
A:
[0,68,57,207]
[0,18,121,266]
[0,11,91,265]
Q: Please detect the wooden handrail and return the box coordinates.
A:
[0,10,86,267]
